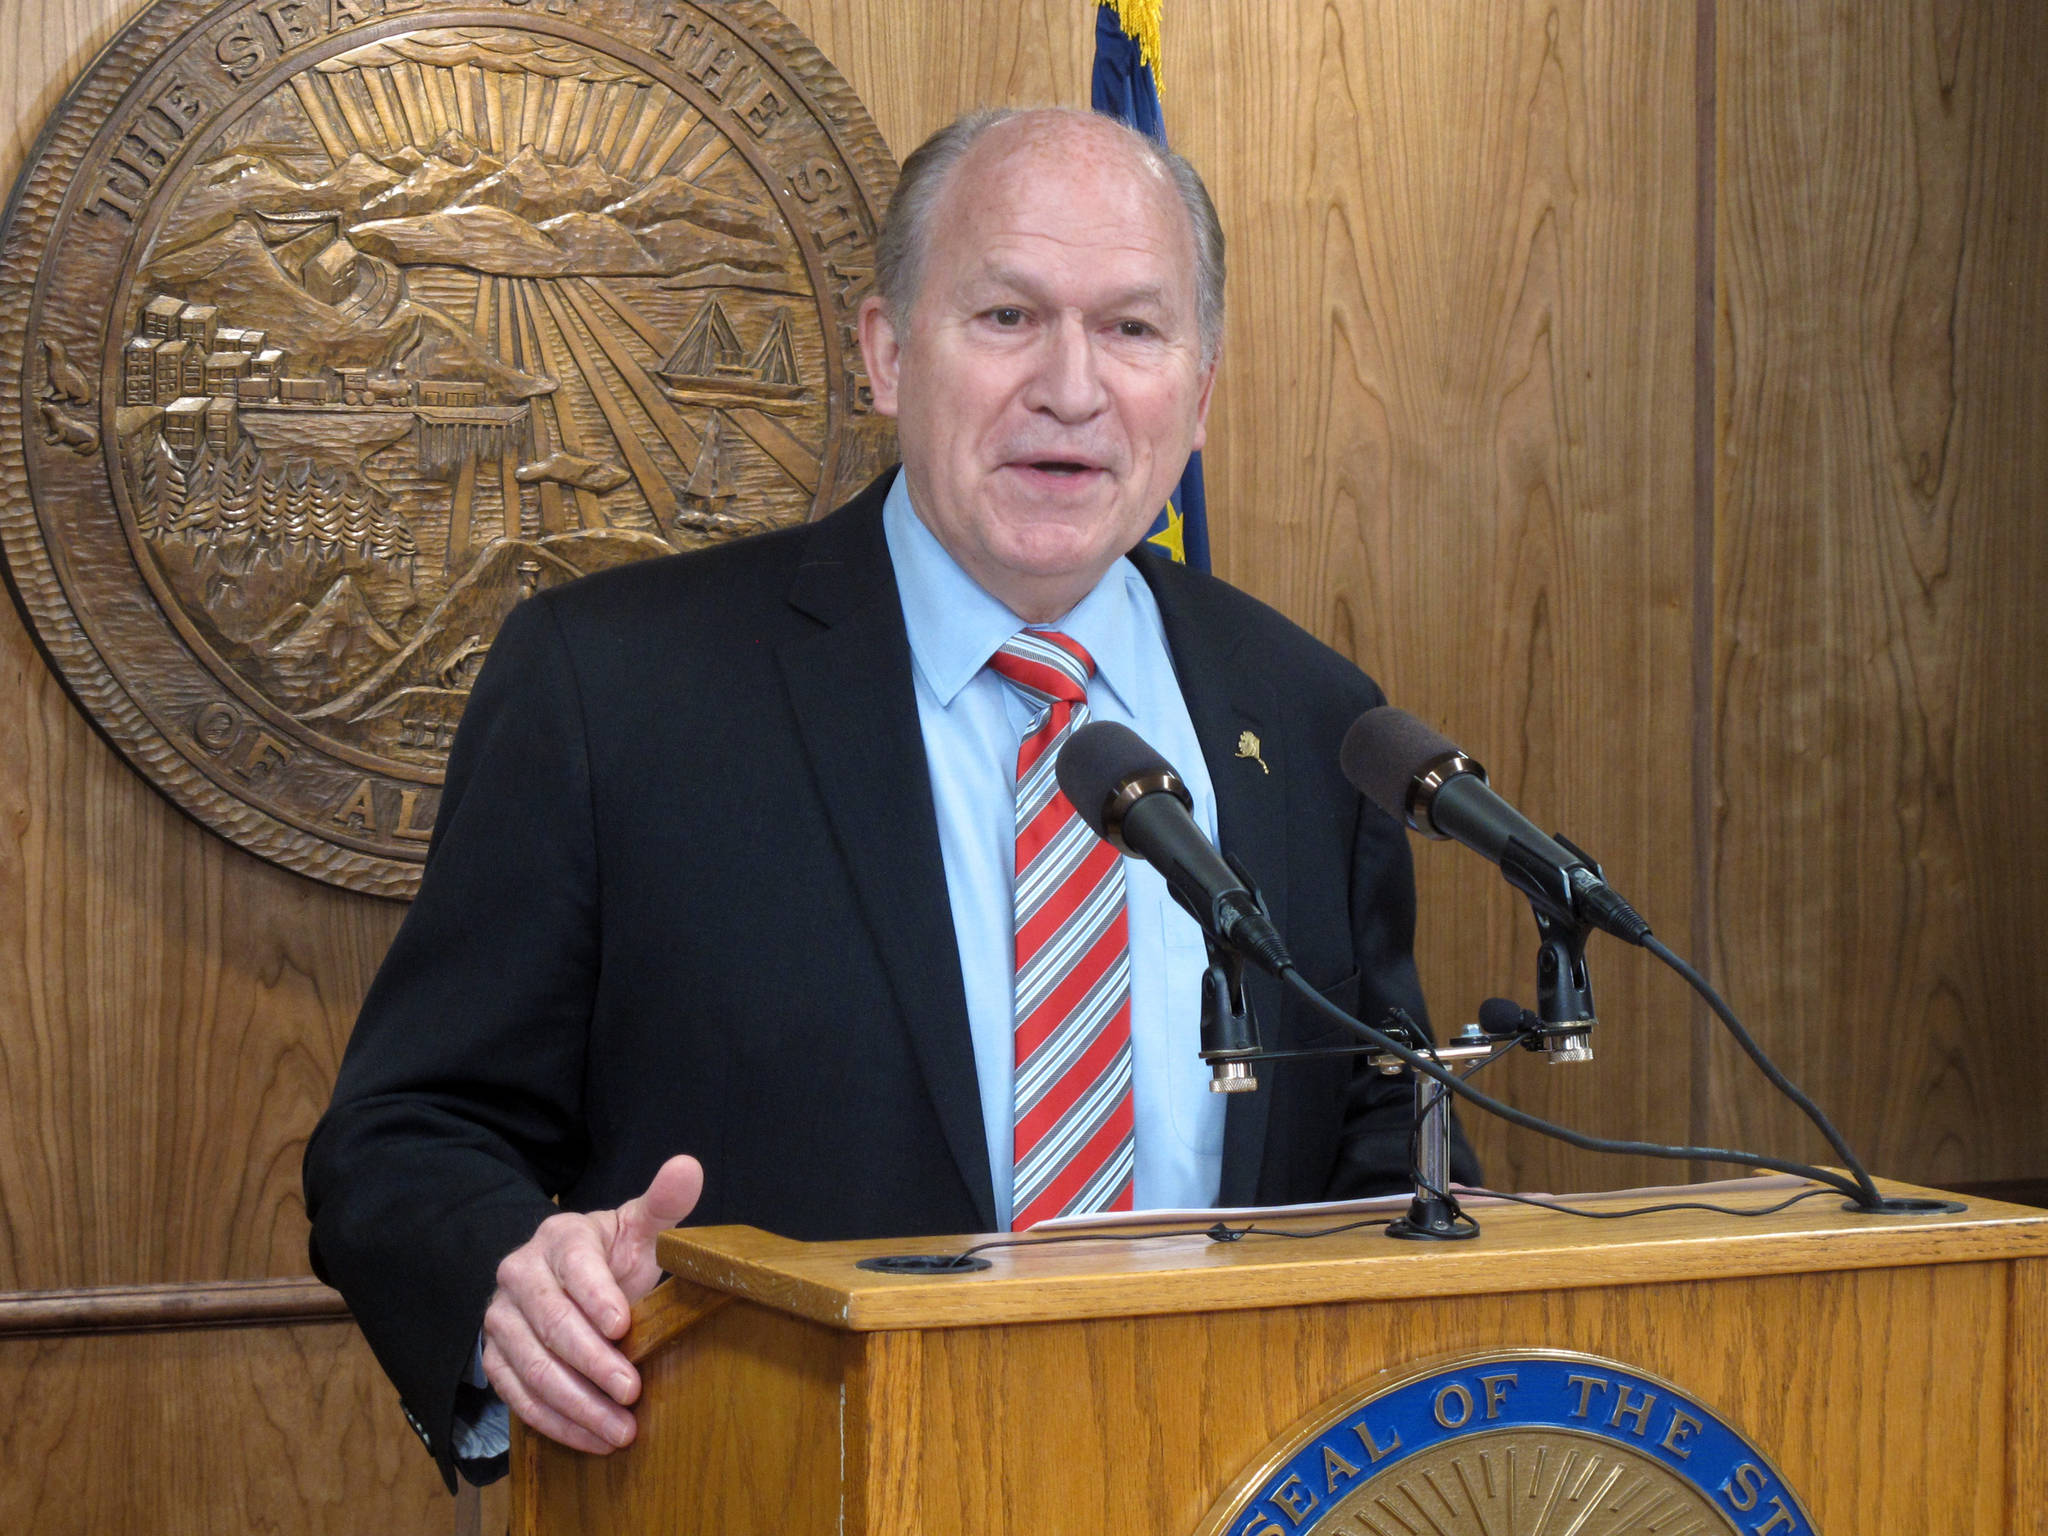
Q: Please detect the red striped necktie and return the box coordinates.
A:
[987,630,1135,1230]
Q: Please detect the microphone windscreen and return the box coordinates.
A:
[1055,720,1176,839]
[1477,996,1536,1034]
[1340,707,1461,821]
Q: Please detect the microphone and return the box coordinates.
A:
[1339,707,1651,945]
[1054,721,1292,975]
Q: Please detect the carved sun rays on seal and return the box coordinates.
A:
[256,27,828,561]
[1324,1432,1735,1536]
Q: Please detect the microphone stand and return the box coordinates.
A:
[1378,835,1609,1240]
[1376,1024,1494,1240]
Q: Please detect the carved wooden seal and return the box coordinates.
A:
[0,0,896,897]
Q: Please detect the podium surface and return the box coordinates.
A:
[512,1179,2045,1534]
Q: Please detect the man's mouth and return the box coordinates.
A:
[1030,460,1098,475]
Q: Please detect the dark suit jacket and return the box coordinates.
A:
[303,469,1474,1485]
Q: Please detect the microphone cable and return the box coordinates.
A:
[1391,1014,1858,1225]
[1640,933,1882,1207]
[1282,969,1888,1208]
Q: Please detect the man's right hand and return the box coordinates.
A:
[479,1153,704,1454]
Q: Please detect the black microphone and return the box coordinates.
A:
[1339,707,1651,945]
[1054,721,1292,975]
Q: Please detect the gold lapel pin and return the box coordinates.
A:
[1235,730,1270,774]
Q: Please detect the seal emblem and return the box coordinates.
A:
[0,0,896,896]
[1197,1351,1817,1536]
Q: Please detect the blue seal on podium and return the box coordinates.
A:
[1195,1350,1817,1536]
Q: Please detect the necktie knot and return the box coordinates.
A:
[988,629,1095,710]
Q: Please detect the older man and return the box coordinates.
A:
[304,106,1471,1486]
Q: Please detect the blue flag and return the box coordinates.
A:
[1091,0,1210,572]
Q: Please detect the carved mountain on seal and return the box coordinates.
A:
[160,149,404,250]
[145,218,551,398]
[259,574,404,703]
[602,174,778,243]
[349,203,784,279]
[307,151,410,211]
[466,146,632,221]
[300,528,674,725]
[360,132,502,219]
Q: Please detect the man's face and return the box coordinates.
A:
[859,117,1217,622]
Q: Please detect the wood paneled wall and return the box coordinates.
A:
[1175,2,1703,1190]
[0,1,2041,1531]
[1709,0,2048,1187]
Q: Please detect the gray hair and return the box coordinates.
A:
[873,106,1226,364]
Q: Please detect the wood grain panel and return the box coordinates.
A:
[770,0,1090,155]
[1713,2,2048,1185]
[2013,1258,2047,1531]
[515,1297,849,1536]
[655,1178,2048,1330]
[0,1317,453,1536]
[892,1262,2012,1532]
[0,1275,345,1335]
[0,743,402,1289]
[1167,2,1699,1191]
[522,1232,2040,1533]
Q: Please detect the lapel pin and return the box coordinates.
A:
[1235,730,1270,775]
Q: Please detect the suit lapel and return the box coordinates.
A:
[775,484,998,1231]
[1138,559,1288,1207]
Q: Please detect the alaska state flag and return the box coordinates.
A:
[1092,0,1210,571]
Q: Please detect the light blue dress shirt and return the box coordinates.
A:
[882,474,1225,1228]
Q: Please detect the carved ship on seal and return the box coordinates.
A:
[655,299,805,415]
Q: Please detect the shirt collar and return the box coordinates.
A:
[882,472,1146,713]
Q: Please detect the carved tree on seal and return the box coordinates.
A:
[0,1,896,896]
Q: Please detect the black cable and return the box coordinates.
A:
[1641,934,1883,1209]
[1210,1216,1397,1242]
[907,1184,1842,1271]
[942,1214,1399,1267]
[1457,1183,1845,1222]
[1279,968,1876,1204]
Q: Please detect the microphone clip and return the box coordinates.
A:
[1197,853,1269,1093]
[1523,833,1601,1043]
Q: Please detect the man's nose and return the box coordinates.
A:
[1025,314,1109,421]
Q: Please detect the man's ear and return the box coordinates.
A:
[1189,348,1219,455]
[857,294,902,418]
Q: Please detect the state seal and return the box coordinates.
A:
[0,0,897,896]
[1196,1351,1818,1536]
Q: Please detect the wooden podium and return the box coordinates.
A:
[509,1179,2045,1534]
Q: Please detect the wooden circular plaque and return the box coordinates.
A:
[0,0,897,897]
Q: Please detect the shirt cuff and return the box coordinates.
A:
[452,1331,511,1471]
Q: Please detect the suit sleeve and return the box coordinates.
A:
[302,592,603,1488]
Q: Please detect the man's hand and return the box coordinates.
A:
[480,1154,704,1454]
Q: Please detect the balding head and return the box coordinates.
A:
[875,107,1226,365]
[854,104,1219,622]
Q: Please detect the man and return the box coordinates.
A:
[304,107,1473,1487]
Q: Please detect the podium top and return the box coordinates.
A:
[653,1177,2046,1333]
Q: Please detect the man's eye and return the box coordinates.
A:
[989,307,1024,326]
[1116,320,1155,338]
